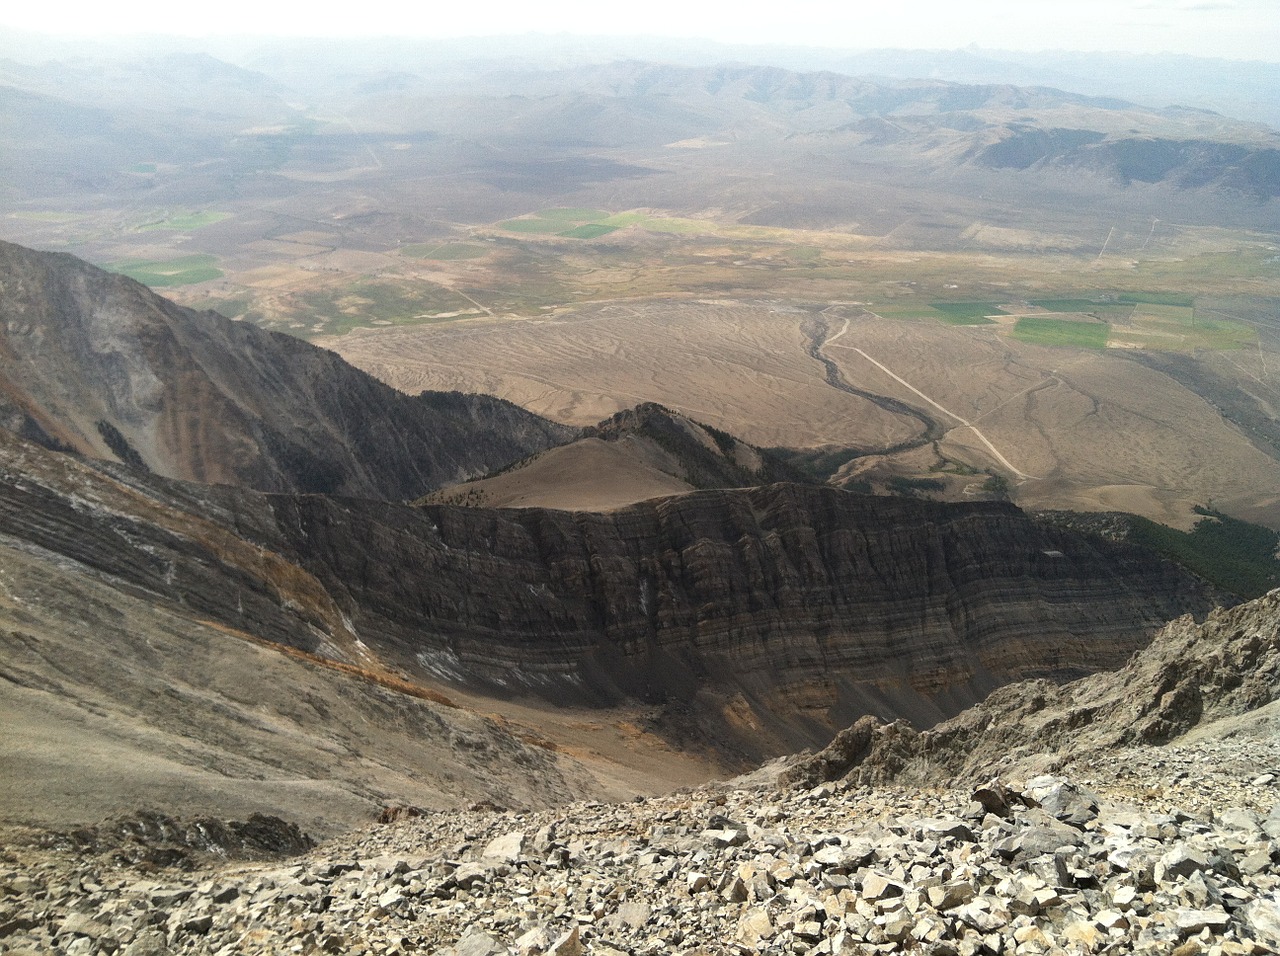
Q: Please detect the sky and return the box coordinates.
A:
[2,0,1278,61]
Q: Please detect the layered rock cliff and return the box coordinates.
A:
[265,486,1216,754]
[0,428,1218,759]
[0,241,573,499]
[781,587,1280,788]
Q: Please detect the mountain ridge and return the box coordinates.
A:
[421,402,808,511]
[0,416,1220,765]
[0,240,574,499]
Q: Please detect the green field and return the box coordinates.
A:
[139,211,230,232]
[929,301,1007,324]
[558,224,619,239]
[1029,298,1107,313]
[500,208,623,240]
[499,218,567,234]
[871,302,1006,324]
[401,242,489,260]
[1011,316,1110,348]
[109,255,222,287]
[599,212,649,228]
[1119,291,1195,307]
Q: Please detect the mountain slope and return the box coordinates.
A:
[0,241,574,498]
[781,586,1280,788]
[0,423,1219,764]
[422,402,807,511]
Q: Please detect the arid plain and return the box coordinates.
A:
[4,52,1280,528]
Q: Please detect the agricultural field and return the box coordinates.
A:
[499,208,618,238]
[106,255,222,287]
[138,211,230,232]
[401,243,490,260]
[928,302,1007,325]
[1011,316,1111,349]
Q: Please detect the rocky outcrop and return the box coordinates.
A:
[0,241,573,499]
[5,740,1279,956]
[43,811,314,865]
[581,402,806,490]
[0,427,1218,759]
[785,587,1280,786]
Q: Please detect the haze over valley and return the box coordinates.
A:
[4,35,1278,529]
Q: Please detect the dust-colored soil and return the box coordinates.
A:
[326,300,1280,529]
[320,299,914,451]
[425,436,695,511]
[826,316,1280,529]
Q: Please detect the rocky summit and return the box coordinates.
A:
[3,589,1277,956]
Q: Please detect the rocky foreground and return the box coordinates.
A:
[2,726,1278,956]
[4,594,1277,956]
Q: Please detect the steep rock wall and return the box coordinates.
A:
[0,430,1217,758]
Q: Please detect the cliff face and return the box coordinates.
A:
[781,586,1280,789]
[260,487,1214,752]
[0,428,1217,759]
[0,241,573,499]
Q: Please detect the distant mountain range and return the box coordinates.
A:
[2,44,1277,207]
[7,31,1273,124]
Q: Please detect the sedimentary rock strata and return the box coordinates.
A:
[783,588,1280,787]
[0,425,1216,757]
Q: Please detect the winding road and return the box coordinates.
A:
[806,315,1038,480]
[800,316,944,456]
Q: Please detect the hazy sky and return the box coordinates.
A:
[3,0,1278,61]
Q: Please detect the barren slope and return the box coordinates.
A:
[0,241,574,499]
[423,437,695,511]
[424,403,804,512]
